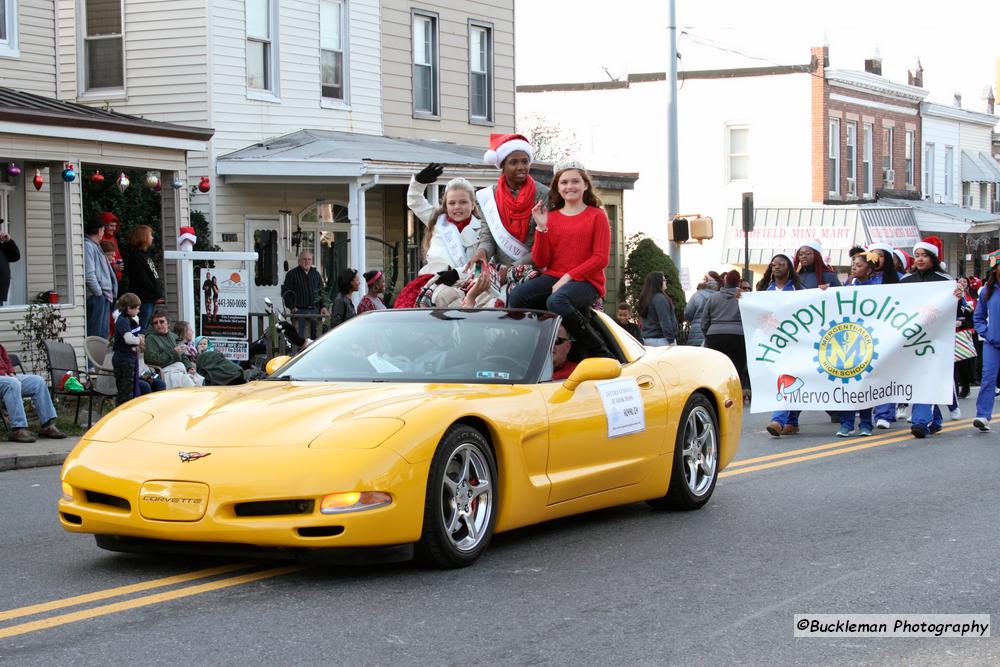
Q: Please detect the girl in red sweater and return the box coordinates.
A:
[508,161,612,357]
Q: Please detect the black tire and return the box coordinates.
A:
[416,424,498,568]
[648,393,720,511]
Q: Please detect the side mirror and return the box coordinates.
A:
[265,355,292,376]
[562,357,621,391]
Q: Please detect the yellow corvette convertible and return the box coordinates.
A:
[59,309,742,568]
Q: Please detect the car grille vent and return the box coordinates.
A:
[84,491,132,511]
[297,526,344,538]
[61,512,82,525]
[234,499,315,517]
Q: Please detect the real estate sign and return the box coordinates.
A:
[199,269,249,361]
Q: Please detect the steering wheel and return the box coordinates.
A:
[479,354,529,374]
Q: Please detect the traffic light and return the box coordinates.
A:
[669,214,713,243]
[671,217,689,243]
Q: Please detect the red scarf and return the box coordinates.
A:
[494,175,535,242]
[447,216,471,233]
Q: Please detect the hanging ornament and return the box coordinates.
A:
[6,163,21,177]
[154,179,162,192]
[170,177,185,190]
[90,170,105,184]
[117,172,130,192]
[197,176,211,193]
[62,163,77,183]
[33,169,43,191]
[144,171,159,189]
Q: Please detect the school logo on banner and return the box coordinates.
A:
[739,283,957,412]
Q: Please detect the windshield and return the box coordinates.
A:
[274,309,558,383]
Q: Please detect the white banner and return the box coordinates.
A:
[739,282,957,412]
[199,269,250,361]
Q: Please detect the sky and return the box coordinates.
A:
[515,0,999,110]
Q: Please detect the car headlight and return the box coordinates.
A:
[320,491,392,514]
[85,411,154,443]
[61,482,74,501]
[309,418,405,450]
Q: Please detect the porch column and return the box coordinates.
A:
[348,180,367,297]
[161,169,185,321]
[47,160,78,305]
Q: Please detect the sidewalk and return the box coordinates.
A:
[0,435,81,472]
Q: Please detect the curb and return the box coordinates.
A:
[0,452,68,472]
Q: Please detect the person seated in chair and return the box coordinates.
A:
[0,344,67,442]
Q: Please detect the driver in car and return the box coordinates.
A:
[552,324,578,381]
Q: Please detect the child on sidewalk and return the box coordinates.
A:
[112,292,143,406]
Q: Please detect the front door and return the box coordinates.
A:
[541,359,669,504]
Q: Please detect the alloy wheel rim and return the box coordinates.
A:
[682,406,717,496]
[440,443,493,552]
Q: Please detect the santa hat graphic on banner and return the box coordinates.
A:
[483,133,534,168]
[775,374,804,401]
[913,235,943,258]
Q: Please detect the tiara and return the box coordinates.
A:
[553,159,587,173]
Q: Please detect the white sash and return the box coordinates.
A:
[477,186,529,261]
[436,215,469,269]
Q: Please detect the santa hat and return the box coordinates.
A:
[866,242,895,255]
[797,240,824,255]
[483,133,534,168]
[100,211,119,225]
[775,374,804,401]
[892,248,912,271]
[913,235,943,258]
[177,226,197,248]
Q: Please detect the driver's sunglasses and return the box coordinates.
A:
[554,336,573,346]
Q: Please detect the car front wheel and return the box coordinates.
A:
[416,424,498,568]
[648,393,719,511]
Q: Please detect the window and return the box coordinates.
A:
[944,146,954,199]
[80,0,124,92]
[828,119,840,195]
[0,0,19,58]
[845,121,856,193]
[320,0,347,101]
[469,22,493,122]
[246,0,276,92]
[882,126,894,176]
[924,144,935,198]
[412,11,438,115]
[862,123,873,197]
[726,125,749,182]
[905,131,915,187]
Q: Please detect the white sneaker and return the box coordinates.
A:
[973,417,991,432]
[950,407,961,420]
[875,419,891,430]
[896,406,909,420]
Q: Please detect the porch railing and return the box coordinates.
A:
[249,312,332,359]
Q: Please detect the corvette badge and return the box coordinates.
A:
[178,451,211,462]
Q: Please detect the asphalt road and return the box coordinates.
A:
[1,400,998,665]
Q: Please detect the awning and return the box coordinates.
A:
[720,205,917,267]
[217,129,637,189]
[880,197,1000,234]
[961,150,1000,183]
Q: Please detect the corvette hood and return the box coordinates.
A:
[123,381,456,447]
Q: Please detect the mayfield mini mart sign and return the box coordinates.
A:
[728,225,855,250]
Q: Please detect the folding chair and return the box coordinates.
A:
[43,340,103,429]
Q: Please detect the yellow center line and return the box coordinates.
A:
[0,565,306,640]
[721,422,971,478]
[728,418,975,468]
[0,561,258,622]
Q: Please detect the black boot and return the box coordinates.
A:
[562,310,615,359]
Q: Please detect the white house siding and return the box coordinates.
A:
[921,115,960,205]
[0,0,58,96]
[516,72,813,285]
[381,0,515,143]
[959,123,992,154]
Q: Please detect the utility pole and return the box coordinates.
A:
[666,0,681,267]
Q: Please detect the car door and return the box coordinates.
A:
[541,358,669,505]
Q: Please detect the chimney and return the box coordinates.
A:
[864,47,882,75]
[984,86,995,115]
[907,58,923,88]
[954,93,963,108]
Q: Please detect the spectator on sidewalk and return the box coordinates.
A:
[684,277,718,346]
[639,271,678,347]
[0,228,20,306]
[615,302,644,344]
[0,344,67,442]
[121,224,164,331]
[281,250,329,338]
[85,216,117,338]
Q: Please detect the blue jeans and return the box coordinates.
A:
[508,276,598,317]
[86,295,111,338]
[645,337,675,347]
[296,306,319,339]
[139,302,157,332]
[976,343,1000,420]
[770,410,801,427]
[839,409,873,431]
[0,374,58,428]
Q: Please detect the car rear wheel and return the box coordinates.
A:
[416,424,498,568]
[648,394,719,511]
